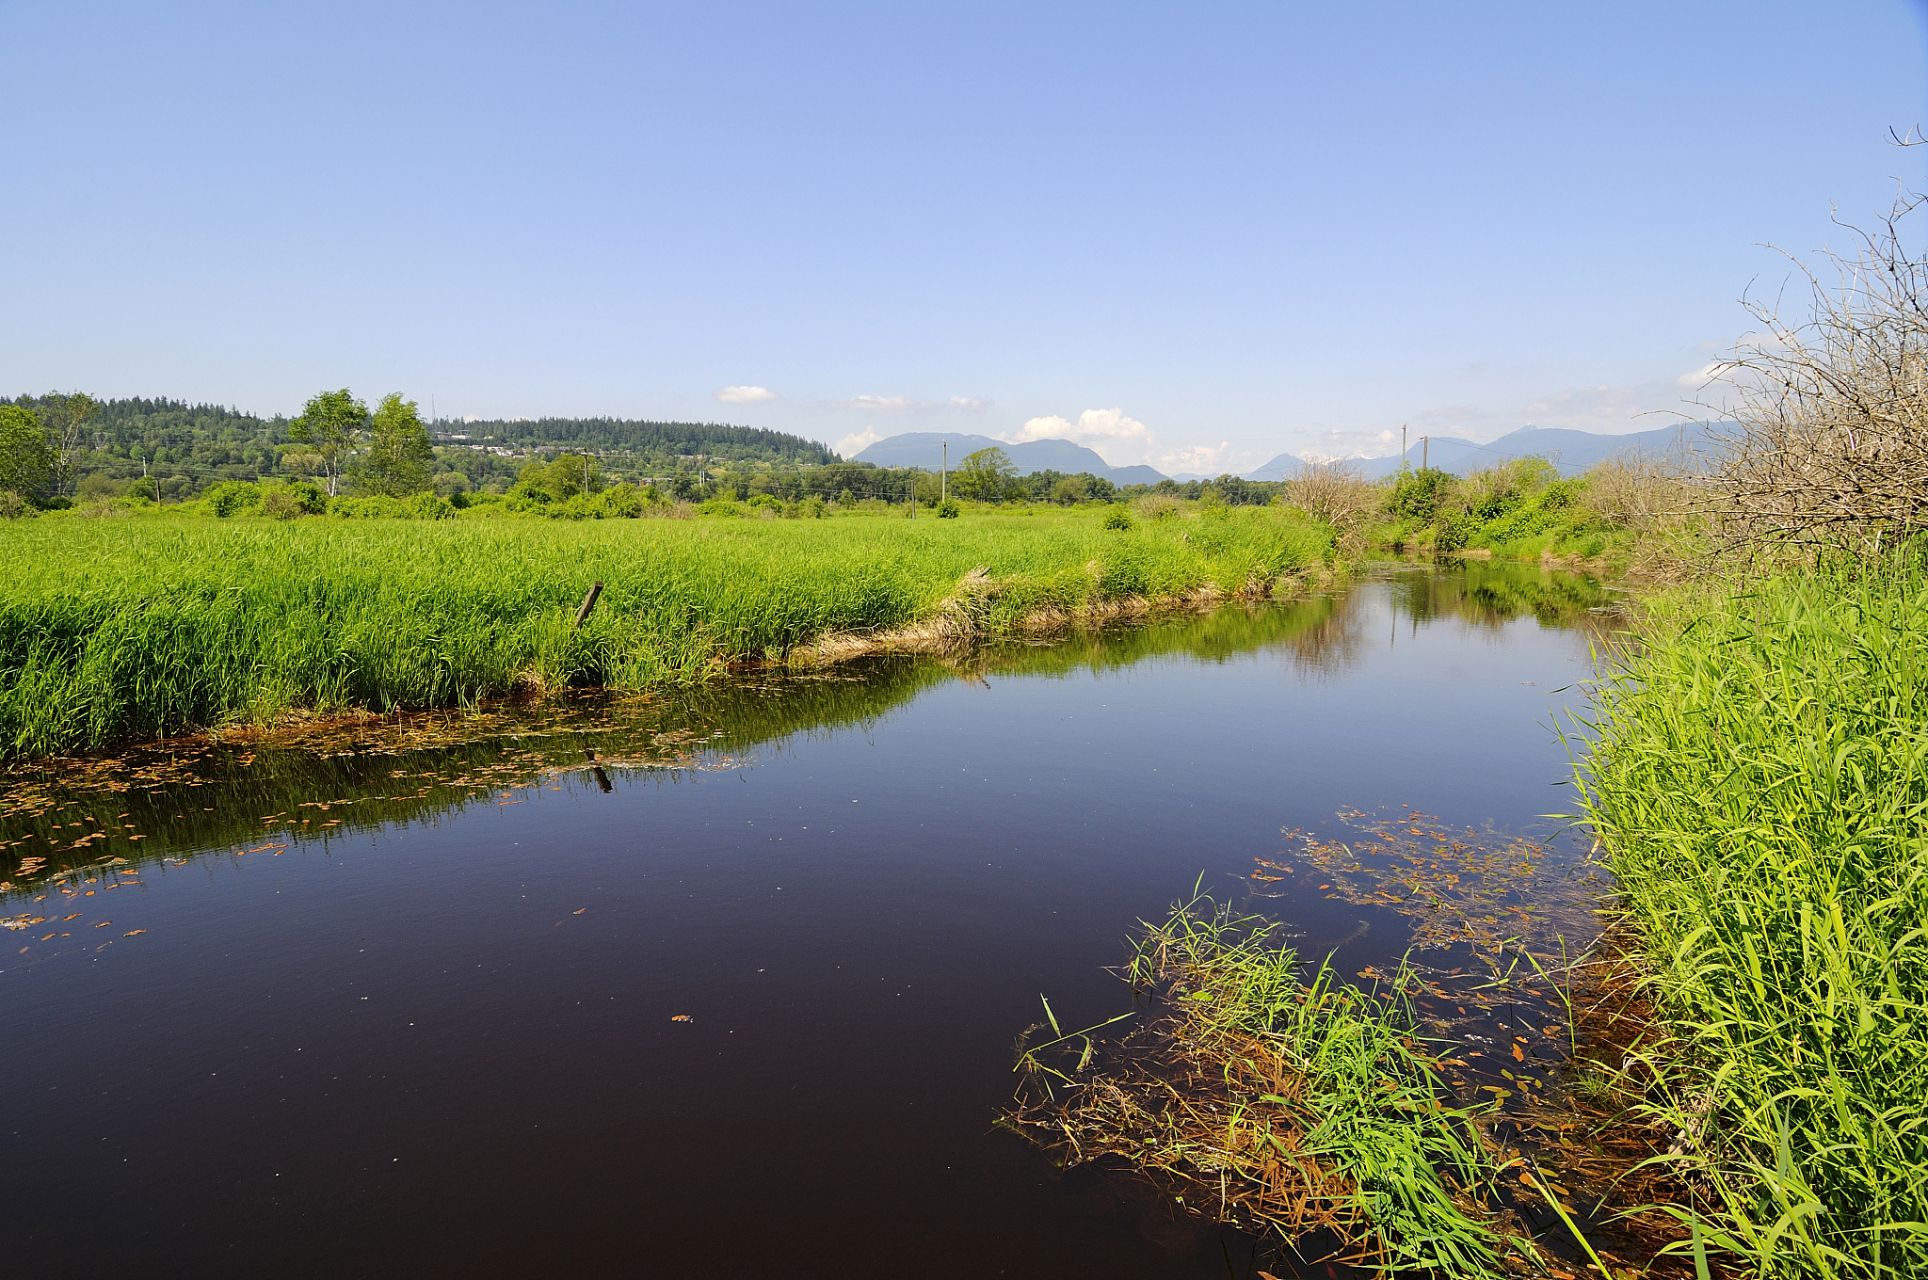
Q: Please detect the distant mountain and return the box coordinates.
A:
[1337,423,1719,479]
[1241,453,1304,481]
[850,431,1168,483]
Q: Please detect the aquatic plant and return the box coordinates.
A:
[1007,893,1514,1276]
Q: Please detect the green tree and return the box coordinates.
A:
[46,392,95,495]
[0,404,55,496]
[357,394,434,496]
[954,447,1016,501]
[545,453,602,500]
[290,389,368,496]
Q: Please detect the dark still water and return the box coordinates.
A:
[0,565,1612,1279]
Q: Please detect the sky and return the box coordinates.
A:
[4,2,1927,473]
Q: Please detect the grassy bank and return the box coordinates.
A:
[0,507,1332,759]
[1577,558,1928,1278]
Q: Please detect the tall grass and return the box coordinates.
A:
[1576,556,1928,1278]
[0,509,1330,758]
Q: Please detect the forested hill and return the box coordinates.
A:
[443,416,834,466]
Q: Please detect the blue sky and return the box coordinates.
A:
[4,2,1925,472]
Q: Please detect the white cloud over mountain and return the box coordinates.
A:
[1008,407,1155,465]
[835,425,881,457]
[715,385,777,404]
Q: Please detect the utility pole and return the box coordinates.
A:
[1422,436,1428,471]
[941,441,947,504]
[1401,425,1408,471]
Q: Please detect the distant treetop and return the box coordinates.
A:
[443,416,836,465]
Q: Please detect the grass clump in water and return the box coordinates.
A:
[1006,893,1515,1276]
[1577,554,1928,1279]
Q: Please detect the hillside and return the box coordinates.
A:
[442,416,835,466]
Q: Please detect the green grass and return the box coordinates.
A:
[1575,557,1928,1278]
[0,506,1332,759]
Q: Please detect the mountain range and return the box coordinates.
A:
[849,432,1167,485]
[1243,423,1716,481]
[851,423,1717,485]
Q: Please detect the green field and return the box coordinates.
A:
[0,506,1332,759]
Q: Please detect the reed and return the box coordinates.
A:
[0,509,1331,759]
[1575,555,1928,1278]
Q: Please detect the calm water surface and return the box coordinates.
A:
[0,565,1612,1278]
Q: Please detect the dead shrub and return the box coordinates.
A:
[1702,184,1928,559]
[1284,460,1377,530]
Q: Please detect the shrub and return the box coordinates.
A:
[1101,506,1133,531]
[599,485,644,518]
[937,499,960,519]
[0,491,35,520]
[1387,467,1452,522]
[1132,494,1182,522]
[203,481,263,518]
[405,493,456,521]
[261,490,304,520]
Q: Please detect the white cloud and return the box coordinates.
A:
[1156,441,1231,474]
[1012,413,1075,440]
[1008,407,1156,465]
[716,385,777,405]
[835,426,881,458]
[1675,361,1729,388]
[826,394,918,413]
[947,396,990,411]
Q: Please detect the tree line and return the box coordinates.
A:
[0,392,850,505]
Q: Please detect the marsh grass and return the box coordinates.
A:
[1575,555,1928,1278]
[1006,893,1516,1276]
[0,509,1330,758]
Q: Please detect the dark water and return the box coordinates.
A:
[0,564,1613,1278]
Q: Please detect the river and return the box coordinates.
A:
[0,563,1614,1278]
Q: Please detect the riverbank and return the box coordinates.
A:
[1575,556,1928,1279]
[0,507,1335,759]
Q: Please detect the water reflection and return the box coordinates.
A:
[1,562,1614,902]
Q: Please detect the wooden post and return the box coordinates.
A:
[941,441,947,504]
[573,581,604,629]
